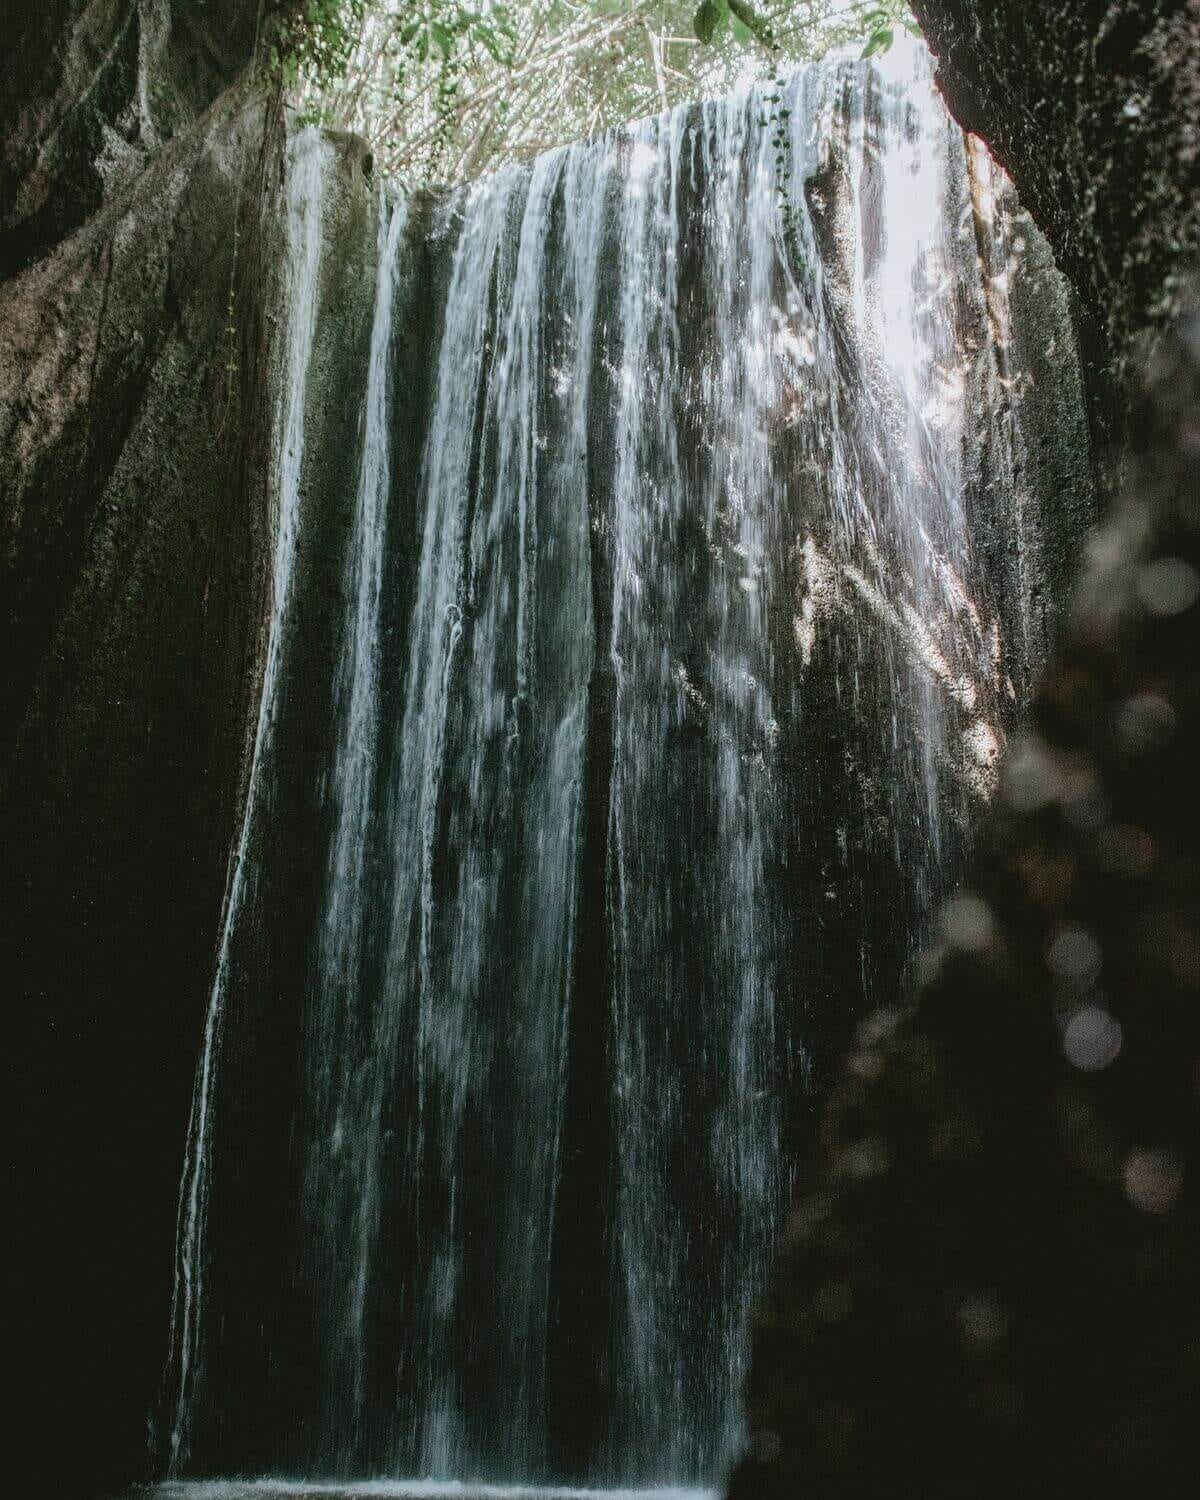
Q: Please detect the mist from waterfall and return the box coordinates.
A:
[160,40,1088,1491]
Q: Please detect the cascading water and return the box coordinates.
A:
[160,40,1091,1493]
[302,185,408,1458]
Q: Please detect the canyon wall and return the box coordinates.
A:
[735,5,1200,1496]
[0,6,379,1490]
[911,0,1200,363]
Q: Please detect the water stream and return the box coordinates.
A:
[163,127,332,1472]
[160,42,1089,1490]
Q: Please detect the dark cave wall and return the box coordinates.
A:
[911,0,1200,364]
[0,64,380,1500]
[1,93,279,1492]
[909,0,1200,507]
[0,1,304,280]
[734,282,1200,1500]
[734,5,1200,1497]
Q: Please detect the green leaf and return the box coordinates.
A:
[693,0,724,46]
[430,21,454,58]
[730,13,754,43]
[861,25,894,59]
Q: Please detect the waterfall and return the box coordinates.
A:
[161,127,332,1471]
[302,185,408,1458]
[605,83,789,1481]
[160,39,1089,1492]
[364,142,606,1478]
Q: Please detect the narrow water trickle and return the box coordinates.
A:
[161,40,1091,1492]
[161,127,332,1473]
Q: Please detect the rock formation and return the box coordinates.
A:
[912,0,1200,362]
[0,1,303,277]
[734,4,1200,1494]
[0,5,376,1491]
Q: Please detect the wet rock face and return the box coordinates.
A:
[910,0,1200,363]
[734,5,1200,1495]
[733,283,1200,1500]
[0,0,299,278]
[0,94,278,1493]
[0,86,379,1495]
